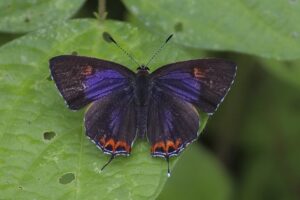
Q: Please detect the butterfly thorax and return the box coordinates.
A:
[134,68,151,106]
[135,68,151,137]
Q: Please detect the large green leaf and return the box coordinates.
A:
[0,19,209,199]
[123,0,300,60]
[0,0,85,33]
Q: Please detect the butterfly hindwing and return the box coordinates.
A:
[150,59,237,114]
[50,55,135,110]
[147,86,200,158]
[85,89,136,155]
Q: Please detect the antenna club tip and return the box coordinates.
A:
[103,32,117,44]
[167,172,171,177]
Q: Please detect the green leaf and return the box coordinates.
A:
[123,0,300,60]
[0,19,208,199]
[158,145,233,200]
[0,0,85,33]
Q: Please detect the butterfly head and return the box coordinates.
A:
[137,65,150,72]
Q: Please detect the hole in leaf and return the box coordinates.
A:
[174,22,183,32]
[59,173,75,185]
[43,131,56,140]
[24,17,30,23]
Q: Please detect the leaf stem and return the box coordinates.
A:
[98,0,107,20]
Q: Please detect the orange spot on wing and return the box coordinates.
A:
[116,140,131,153]
[151,141,166,153]
[104,138,116,151]
[166,140,176,153]
[193,67,205,79]
[82,65,93,76]
[151,139,183,154]
[175,138,182,148]
[99,137,131,153]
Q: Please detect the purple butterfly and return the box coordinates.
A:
[49,34,236,176]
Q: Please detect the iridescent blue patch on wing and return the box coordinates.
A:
[84,69,131,100]
[154,70,202,102]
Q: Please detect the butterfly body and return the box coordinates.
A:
[50,55,236,170]
[134,67,151,106]
[133,67,152,138]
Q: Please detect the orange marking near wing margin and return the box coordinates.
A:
[151,138,183,154]
[98,136,131,153]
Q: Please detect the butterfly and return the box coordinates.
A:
[49,34,237,176]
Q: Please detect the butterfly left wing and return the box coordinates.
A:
[84,88,137,156]
[50,55,135,110]
[150,59,236,114]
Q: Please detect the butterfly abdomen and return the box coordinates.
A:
[136,106,148,138]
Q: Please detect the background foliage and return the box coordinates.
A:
[0,0,299,200]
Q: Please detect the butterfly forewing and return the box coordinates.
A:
[49,55,135,110]
[150,59,237,114]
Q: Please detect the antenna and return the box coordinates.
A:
[103,32,140,67]
[145,34,173,67]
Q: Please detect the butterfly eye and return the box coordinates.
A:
[137,66,142,70]
[145,67,150,70]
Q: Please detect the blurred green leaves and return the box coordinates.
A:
[0,0,85,33]
[158,145,233,200]
[123,0,300,60]
[239,75,300,200]
[260,59,300,88]
[0,19,209,199]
